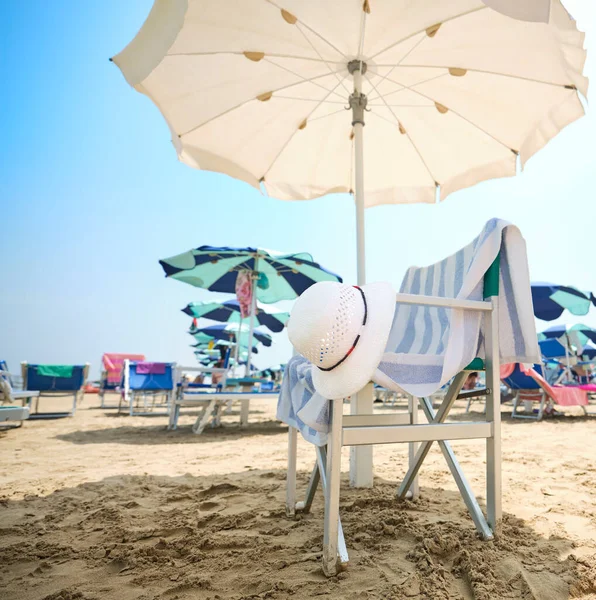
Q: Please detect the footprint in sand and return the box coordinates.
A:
[198,501,221,511]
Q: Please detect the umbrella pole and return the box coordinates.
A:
[349,60,373,488]
[245,261,258,377]
[234,322,241,375]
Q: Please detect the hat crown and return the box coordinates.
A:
[288,282,365,369]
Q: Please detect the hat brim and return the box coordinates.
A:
[311,282,396,400]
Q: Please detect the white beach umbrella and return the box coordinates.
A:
[112,0,586,283]
[112,0,587,485]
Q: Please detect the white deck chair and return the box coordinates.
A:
[286,255,504,576]
[169,365,278,433]
[0,369,32,426]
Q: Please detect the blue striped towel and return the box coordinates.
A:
[375,218,540,397]
[276,355,329,446]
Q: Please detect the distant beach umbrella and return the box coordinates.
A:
[581,343,596,361]
[160,245,340,373]
[531,282,596,321]
[539,324,596,352]
[190,322,273,348]
[160,247,341,303]
[183,299,289,333]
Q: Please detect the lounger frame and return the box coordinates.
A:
[169,365,278,433]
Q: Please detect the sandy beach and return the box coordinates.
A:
[1,395,596,600]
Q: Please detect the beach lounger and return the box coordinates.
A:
[169,367,278,433]
[281,219,540,576]
[99,353,145,408]
[0,361,39,407]
[0,368,31,427]
[20,363,89,418]
[503,363,589,420]
[120,360,175,416]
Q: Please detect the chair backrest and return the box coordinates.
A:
[0,360,14,388]
[127,362,174,391]
[0,369,14,403]
[22,363,88,392]
[102,353,145,387]
[502,363,544,390]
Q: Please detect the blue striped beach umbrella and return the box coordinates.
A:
[189,323,273,348]
[182,299,289,333]
[160,246,341,372]
[531,282,596,321]
[160,246,341,303]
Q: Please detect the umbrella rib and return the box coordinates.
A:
[366,33,428,103]
[179,70,346,139]
[368,6,488,62]
[166,51,344,64]
[357,5,367,59]
[260,73,351,181]
[308,108,346,122]
[368,68,516,153]
[264,0,347,64]
[365,72,438,184]
[294,24,352,97]
[372,64,578,90]
[262,57,347,102]
[274,96,347,104]
[368,72,447,104]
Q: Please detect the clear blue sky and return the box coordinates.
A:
[1,1,595,379]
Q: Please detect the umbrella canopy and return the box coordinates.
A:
[539,324,596,351]
[183,299,289,333]
[581,343,596,361]
[114,1,586,284]
[160,246,341,303]
[538,338,567,359]
[190,323,273,348]
[531,282,596,321]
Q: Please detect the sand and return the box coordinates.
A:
[1,394,596,600]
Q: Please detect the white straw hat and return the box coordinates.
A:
[288,281,396,400]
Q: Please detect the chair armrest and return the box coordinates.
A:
[394,293,492,312]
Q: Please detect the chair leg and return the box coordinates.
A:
[485,297,502,535]
[323,398,344,577]
[240,398,250,426]
[168,398,178,430]
[511,391,520,418]
[407,394,420,500]
[537,392,546,421]
[286,426,298,517]
[300,459,321,514]
[192,398,218,434]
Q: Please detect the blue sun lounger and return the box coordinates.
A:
[21,362,89,418]
[120,360,175,416]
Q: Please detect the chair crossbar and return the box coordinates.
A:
[343,413,410,427]
[342,422,492,446]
